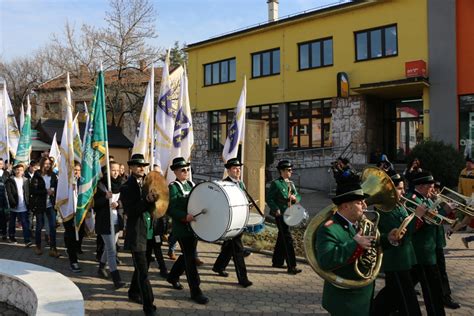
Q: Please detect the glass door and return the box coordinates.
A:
[394,100,423,161]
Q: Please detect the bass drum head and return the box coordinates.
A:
[187,182,231,242]
[247,212,264,226]
[284,204,307,227]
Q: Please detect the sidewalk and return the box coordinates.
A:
[0,228,473,315]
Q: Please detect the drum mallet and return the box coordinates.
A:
[193,209,208,218]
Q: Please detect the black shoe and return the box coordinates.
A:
[9,237,17,244]
[443,296,461,309]
[272,263,285,269]
[243,249,252,257]
[2,235,7,241]
[287,267,302,275]
[191,293,209,305]
[212,268,229,277]
[128,295,142,304]
[167,279,183,290]
[70,263,82,273]
[239,280,253,288]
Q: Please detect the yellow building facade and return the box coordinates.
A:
[187,0,436,190]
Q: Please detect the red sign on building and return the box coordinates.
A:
[405,60,427,78]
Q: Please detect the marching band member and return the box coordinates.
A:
[406,172,446,316]
[212,158,252,287]
[372,173,425,315]
[166,157,209,305]
[316,178,400,315]
[267,160,302,274]
[120,154,157,316]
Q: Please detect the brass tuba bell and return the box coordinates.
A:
[303,167,397,289]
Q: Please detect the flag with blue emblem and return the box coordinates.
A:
[0,80,20,160]
[154,50,175,175]
[75,70,108,230]
[167,66,194,183]
[14,96,32,166]
[222,78,246,163]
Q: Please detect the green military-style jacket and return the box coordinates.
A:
[406,190,437,265]
[378,204,417,272]
[167,180,194,238]
[316,213,374,316]
[266,177,301,216]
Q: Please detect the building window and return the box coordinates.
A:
[289,99,332,149]
[355,24,397,61]
[204,58,236,86]
[252,48,280,78]
[459,94,474,157]
[247,104,280,148]
[46,102,60,112]
[298,38,333,70]
[208,109,234,151]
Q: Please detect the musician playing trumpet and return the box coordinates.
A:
[373,173,426,315]
[316,177,401,316]
[267,160,302,274]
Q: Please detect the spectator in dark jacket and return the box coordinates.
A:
[94,161,126,289]
[29,157,59,257]
[0,158,10,240]
[5,163,31,246]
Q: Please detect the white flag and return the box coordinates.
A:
[132,66,154,163]
[222,78,246,163]
[55,73,76,220]
[20,104,25,130]
[0,80,20,160]
[167,66,194,183]
[154,50,176,176]
[72,113,82,162]
[49,132,61,169]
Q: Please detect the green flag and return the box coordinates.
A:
[75,71,108,229]
[14,96,32,166]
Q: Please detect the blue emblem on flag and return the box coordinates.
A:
[158,90,173,117]
[173,108,190,148]
[227,119,239,154]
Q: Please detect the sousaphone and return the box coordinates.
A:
[303,167,397,289]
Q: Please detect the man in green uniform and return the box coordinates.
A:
[267,160,302,274]
[407,171,446,316]
[166,157,209,305]
[315,178,400,315]
[212,158,252,287]
[373,173,426,315]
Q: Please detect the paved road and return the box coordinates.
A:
[0,227,473,315]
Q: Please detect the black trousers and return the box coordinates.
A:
[272,216,296,268]
[96,234,104,261]
[372,270,421,316]
[63,219,79,265]
[168,236,201,296]
[148,238,167,273]
[0,209,8,237]
[412,264,446,316]
[435,247,452,299]
[213,233,249,283]
[129,250,155,314]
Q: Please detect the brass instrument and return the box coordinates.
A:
[304,167,397,289]
[143,171,169,218]
[436,187,474,217]
[399,196,456,226]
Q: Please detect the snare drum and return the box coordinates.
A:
[283,204,309,227]
[244,212,265,234]
[187,181,249,242]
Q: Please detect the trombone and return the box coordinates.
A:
[399,196,456,226]
[436,187,474,217]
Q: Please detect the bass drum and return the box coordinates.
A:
[187,181,249,242]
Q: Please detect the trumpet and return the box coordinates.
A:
[436,187,474,217]
[399,196,456,226]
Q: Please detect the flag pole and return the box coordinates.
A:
[3,81,10,162]
[150,65,155,171]
[240,77,246,177]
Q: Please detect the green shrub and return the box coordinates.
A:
[408,140,465,188]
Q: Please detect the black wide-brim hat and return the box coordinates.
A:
[277,160,293,170]
[412,171,436,185]
[332,182,369,205]
[170,157,191,170]
[225,158,243,169]
[127,153,149,166]
[390,173,404,186]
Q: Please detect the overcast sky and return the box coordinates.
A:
[0,0,349,61]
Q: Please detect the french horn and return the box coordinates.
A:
[303,167,397,289]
